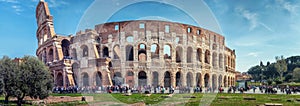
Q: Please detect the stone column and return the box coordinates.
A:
[182,72,187,87]
[134,71,139,87]
[191,73,196,87]
[63,68,66,87]
[147,71,151,86]
[171,71,176,87]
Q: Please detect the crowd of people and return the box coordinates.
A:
[52,85,300,95]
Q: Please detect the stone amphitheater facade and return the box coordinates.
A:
[35,0,236,89]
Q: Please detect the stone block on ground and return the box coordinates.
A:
[243,97,256,100]
[264,103,283,106]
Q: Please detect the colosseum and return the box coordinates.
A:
[35,0,236,90]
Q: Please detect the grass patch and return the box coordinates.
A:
[1,93,300,106]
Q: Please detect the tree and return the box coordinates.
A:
[293,67,300,82]
[275,56,287,81]
[0,56,53,106]
[247,65,264,81]
[0,56,19,104]
[14,56,53,106]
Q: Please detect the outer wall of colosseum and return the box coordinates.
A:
[36,0,236,89]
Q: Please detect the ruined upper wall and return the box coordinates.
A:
[92,20,226,46]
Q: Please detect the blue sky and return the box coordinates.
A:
[0,0,300,72]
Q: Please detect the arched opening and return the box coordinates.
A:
[218,75,222,87]
[72,63,79,85]
[164,71,171,87]
[213,52,218,68]
[56,73,63,86]
[61,39,70,57]
[151,44,159,59]
[152,71,159,87]
[186,72,193,87]
[175,72,181,86]
[138,44,147,61]
[196,73,202,87]
[187,47,193,63]
[95,71,102,86]
[102,46,109,57]
[72,48,77,60]
[228,77,231,87]
[176,46,183,63]
[197,48,202,62]
[113,45,120,59]
[219,54,223,69]
[126,71,134,88]
[212,74,217,90]
[138,71,147,86]
[48,49,54,62]
[164,45,171,59]
[205,50,210,64]
[223,76,227,87]
[82,72,89,86]
[126,45,134,61]
[81,45,88,57]
[113,72,123,85]
[204,74,210,87]
[212,43,217,50]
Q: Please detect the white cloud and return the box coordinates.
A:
[47,0,68,8]
[247,52,260,57]
[236,7,258,31]
[276,0,299,15]
[259,23,273,32]
[0,0,18,3]
[11,5,23,15]
[236,7,273,32]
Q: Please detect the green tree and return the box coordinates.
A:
[0,56,19,104]
[247,65,264,81]
[292,67,300,82]
[14,56,53,106]
[0,56,53,106]
[275,56,287,81]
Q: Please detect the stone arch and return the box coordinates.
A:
[164,44,172,59]
[212,43,217,50]
[196,48,202,62]
[102,46,109,57]
[81,45,88,57]
[72,63,79,85]
[56,72,63,86]
[175,71,182,86]
[223,75,227,87]
[71,48,77,60]
[95,71,102,86]
[186,72,193,87]
[113,45,120,59]
[138,71,147,86]
[152,71,159,87]
[48,48,54,62]
[126,45,134,61]
[82,72,89,86]
[196,72,202,87]
[204,73,210,87]
[228,77,231,87]
[218,75,222,87]
[212,74,217,90]
[61,39,70,57]
[213,52,218,68]
[219,53,223,69]
[113,72,123,86]
[205,50,210,64]
[151,44,159,59]
[164,71,171,87]
[187,47,193,63]
[176,46,183,63]
[126,71,134,87]
[138,43,147,61]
